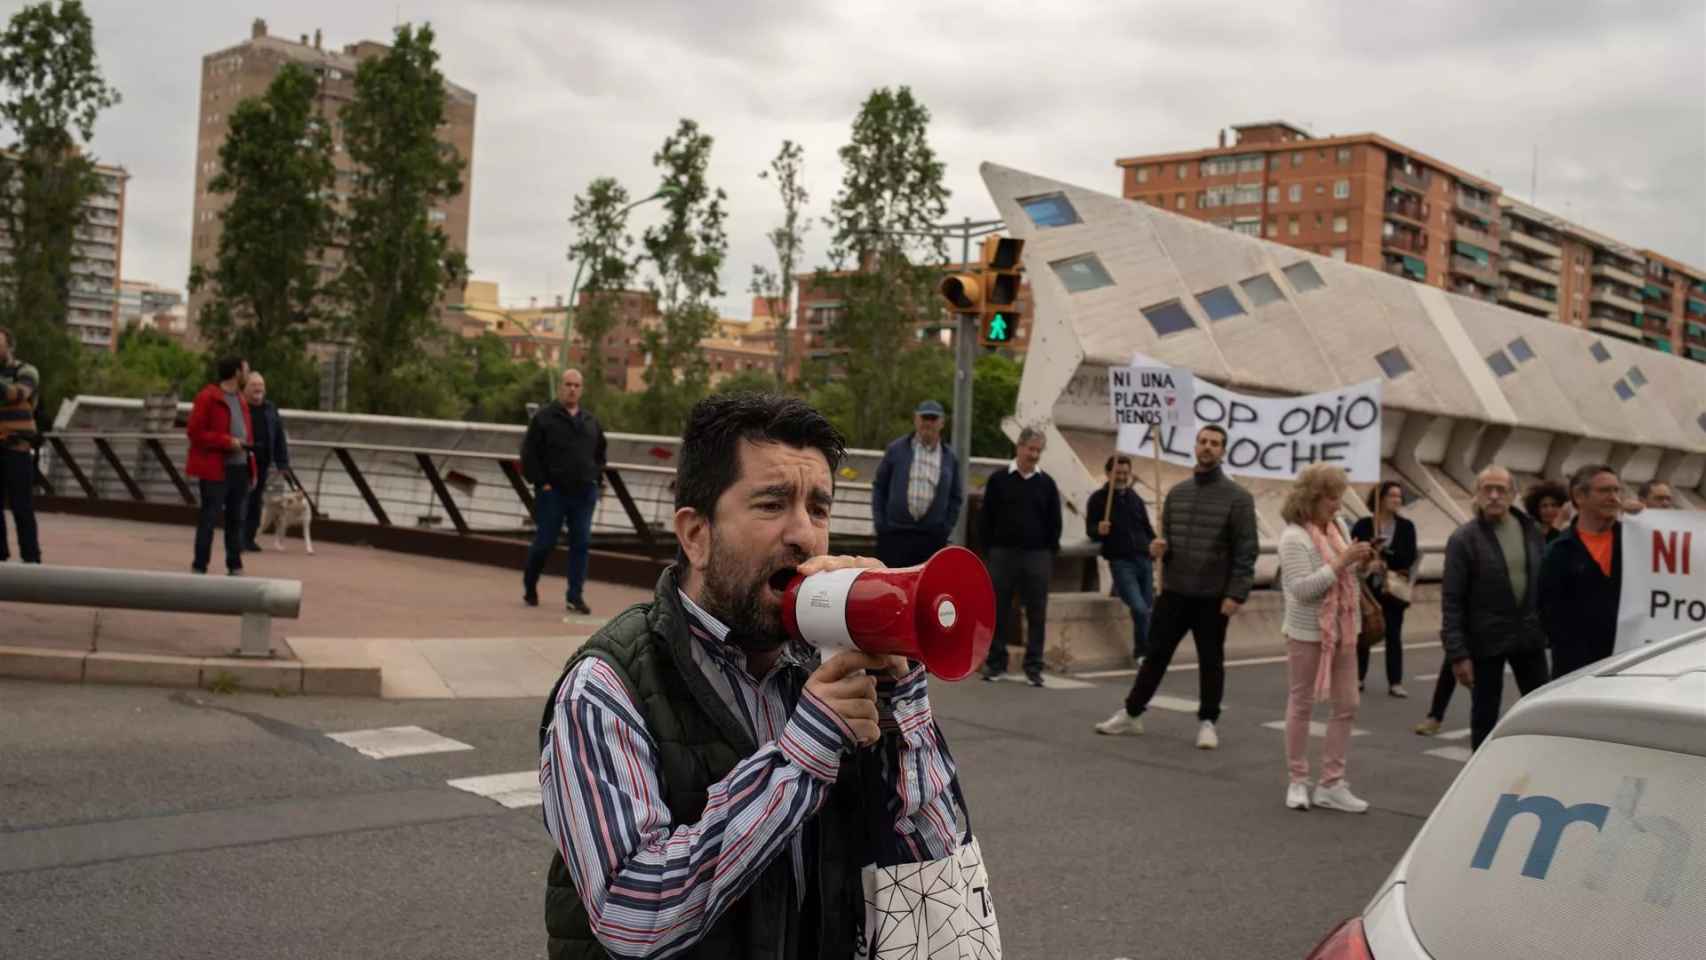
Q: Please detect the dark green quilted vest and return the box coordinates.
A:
[540,569,867,960]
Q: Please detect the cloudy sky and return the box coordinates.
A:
[59,0,1706,317]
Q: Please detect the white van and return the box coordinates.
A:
[1307,626,1706,960]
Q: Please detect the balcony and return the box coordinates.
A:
[1504,230,1562,259]
[1499,287,1557,318]
[1456,192,1496,218]
[1589,314,1644,341]
[1453,221,1499,251]
[1387,165,1431,195]
[1688,321,1706,344]
[1383,196,1429,226]
[1643,316,1672,336]
[1592,261,1645,288]
[1381,230,1428,255]
[1591,286,1643,314]
[1503,259,1558,286]
[1450,256,1499,287]
[1686,296,1706,318]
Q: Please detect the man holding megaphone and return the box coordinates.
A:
[538,394,977,959]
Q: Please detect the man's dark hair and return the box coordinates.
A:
[1522,480,1568,518]
[1103,454,1133,472]
[675,392,846,524]
[1637,479,1668,499]
[1197,423,1228,443]
[215,355,246,383]
[1365,480,1405,513]
[1567,463,1617,502]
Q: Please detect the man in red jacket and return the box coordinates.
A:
[186,356,255,575]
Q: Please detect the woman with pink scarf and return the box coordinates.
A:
[1277,464,1376,812]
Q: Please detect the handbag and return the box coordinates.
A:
[861,778,1001,960]
[1357,582,1386,654]
[1382,570,1413,606]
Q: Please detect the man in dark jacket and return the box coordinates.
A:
[241,372,293,552]
[522,369,609,613]
[185,356,254,576]
[1087,454,1156,661]
[0,326,42,564]
[537,393,967,960]
[978,426,1062,687]
[870,399,963,568]
[1096,424,1257,750]
[1441,465,1550,750]
[1539,463,1624,678]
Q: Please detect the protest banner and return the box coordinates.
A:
[1118,353,1383,483]
[1616,510,1706,653]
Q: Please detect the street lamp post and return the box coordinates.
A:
[555,184,681,401]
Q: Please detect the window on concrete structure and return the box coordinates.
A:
[1338,147,1352,163]
[1333,215,1348,234]
[1334,179,1350,199]
[1237,155,1264,173]
[1282,261,1325,293]
[1331,247,1348,261]
[1142,300,1197,337]
[1613,379,1635,401]
[1173,194,1184,210]
[1267,220,1279,238]
[1289,184,1302,203]
[1267,186,1279,204]
[1137,167,1150,183]
[1271,156,1283,171]
[1292,151,1304,167]
[1487,350,1517,377]
[1234,184,1263,205]
[1051,254,1115,293]
[1508,336,1534,363]
[1240,272,1285,307]
[1590,340,1612,363]
[1315,213,1324,227]
[1376,347,1412,379]
[1315,184,1326,196]
[1232,219,1261,237]
[1288,217,1300,237]
[1627,366,1647,387]
[1178,162,1190,179]
[1019,192,1081,228]
[1196,286,1245,321]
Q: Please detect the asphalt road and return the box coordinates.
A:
[0,647,1499,959]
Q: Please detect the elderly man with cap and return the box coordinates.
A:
[870,399,964,569]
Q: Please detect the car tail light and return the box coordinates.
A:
[1305,917,1373,960]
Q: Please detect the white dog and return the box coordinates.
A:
[258,487,314,554]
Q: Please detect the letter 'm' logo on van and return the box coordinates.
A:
[1469,777,1693,906]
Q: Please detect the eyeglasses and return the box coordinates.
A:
[918,414,941,422]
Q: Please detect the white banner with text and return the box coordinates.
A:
[1617,510,1706,653]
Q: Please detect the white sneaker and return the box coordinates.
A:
[1095,709,1144,736]
[1195,720,1219,750]
[1286,782,1311,810]
[1312,781,1370,814]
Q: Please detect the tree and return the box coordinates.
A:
[566,176,638,410]
[455,331,551,424]
[188,62,334,410]
[749,139,807,387]
[636,118,727,434]
[332,23,467,416]
[712,368,779,397]
[822,86,949,448]
[80,325,207,400]
[971,353,1022,459]
[0,0,119,425]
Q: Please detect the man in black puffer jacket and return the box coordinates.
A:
[1441,465,1550,750]
[1095,425,1257,750]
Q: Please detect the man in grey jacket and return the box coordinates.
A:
[1096,425,1258,749]
[870,400,963,568]
[1441,465,1550,750]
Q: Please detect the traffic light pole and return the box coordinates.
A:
[947,216,1004,546]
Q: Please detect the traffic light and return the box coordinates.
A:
[979,236,1024,347]
[939,268,984,315]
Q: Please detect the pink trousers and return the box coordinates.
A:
[1285,638,1360,786]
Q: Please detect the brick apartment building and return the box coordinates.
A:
[1117,120,1705,363]
[187,19,477,342]
[0,159,127,351]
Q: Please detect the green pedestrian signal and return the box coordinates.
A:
[986,313,1012,343]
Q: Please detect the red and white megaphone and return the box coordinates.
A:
[779,546,995,681]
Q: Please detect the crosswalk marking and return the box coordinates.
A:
[446,771,543,808]
[1146,694,1201,713]
[1437,728,1472,741]
[1260,720,1369,738]
[326,725,474,759]
[991,673,1095,690]
[1425,746,1472,763]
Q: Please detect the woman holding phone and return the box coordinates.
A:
[1351,480,1418,698]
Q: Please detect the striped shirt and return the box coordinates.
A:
[907,438,943,521]
[540,590,963,959]
[0,358,39,450]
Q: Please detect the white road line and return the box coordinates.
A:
[326,725,475,760]
[1260,720,1369,738]
[1146,695,1201,713]
[1424,746,1473,763]
[446,771,543,808]
[1437,728,1472,741]
[1081,642,1443,681]
[991,673,1095,690]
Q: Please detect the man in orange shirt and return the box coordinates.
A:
[1538,463,1623,677]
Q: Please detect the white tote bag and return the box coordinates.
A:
[859,779,1001,960]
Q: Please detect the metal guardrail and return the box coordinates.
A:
[0,563,301,657]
